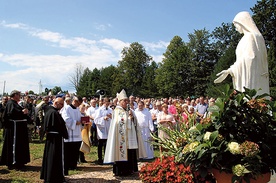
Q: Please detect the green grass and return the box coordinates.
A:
[0,129,100,182]
[0,129,160,182]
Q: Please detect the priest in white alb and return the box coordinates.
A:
[94,97,113,165]
[135,101,154,159]
[61,96,83,175]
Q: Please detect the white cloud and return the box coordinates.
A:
[151,54,164,63]
[0,21,166,94]
[31,30,63,43]
[0,53,116,93]
[100,38,129,51]
[142,41,169,52]
[1,21,28,30]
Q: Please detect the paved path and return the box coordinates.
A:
[66,164,142,183]
[269,173,276,183]
[67,170,276,183]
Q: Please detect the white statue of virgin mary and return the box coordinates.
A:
[214,11,269,96]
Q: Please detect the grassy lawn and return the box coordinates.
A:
[0,129,104,183]
[0,129,160,182]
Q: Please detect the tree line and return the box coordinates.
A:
[72,0,276,99]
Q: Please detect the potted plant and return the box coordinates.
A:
[181,85,276,183]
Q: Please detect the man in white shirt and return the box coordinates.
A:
[82,97,88,105]
[86,99,98,146]
[129,95,138,110]
[135,101,154,159]
[195,96,208,123]
[94,97,112,165]
[61,96,83,175]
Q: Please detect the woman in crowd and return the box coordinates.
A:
[157,104,175,154]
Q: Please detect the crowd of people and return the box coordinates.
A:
[0,11,270,183]
[0,89,215,182]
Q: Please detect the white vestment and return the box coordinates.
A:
[135,108,154,159]
[61,104,82,142]
[104,106,147,163]
[86,106,98,122]
[94,106,113,139]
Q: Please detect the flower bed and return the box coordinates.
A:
[139,156,194,183]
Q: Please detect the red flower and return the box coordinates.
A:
[139,156,193,183]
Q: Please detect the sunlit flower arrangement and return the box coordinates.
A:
[139,156,194,183]
[140,85,276,182]
[181,85,276,182]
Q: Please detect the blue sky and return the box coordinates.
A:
[0,0,258,94]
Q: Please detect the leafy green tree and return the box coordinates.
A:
[45,88,49,94]
[140,61,158,97]
[251,0,276,46]
[155,36,191,97]
[206,46,236,97]
[187,29,219,96]
[51,86,62,95]
[98,65,117,96]
[206,23,241,97]
[111,67,125,96]
[77,67,92,97]
[28,90,34,95]
[116,42,152,96]
[90,68,101,97]
[251,0,276,98]
[211,23,241,57]
[268,43,276,98]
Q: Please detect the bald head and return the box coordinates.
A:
[53,97,64,110]
[90,99,97,107]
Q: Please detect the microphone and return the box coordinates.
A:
[127,104,133,120]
